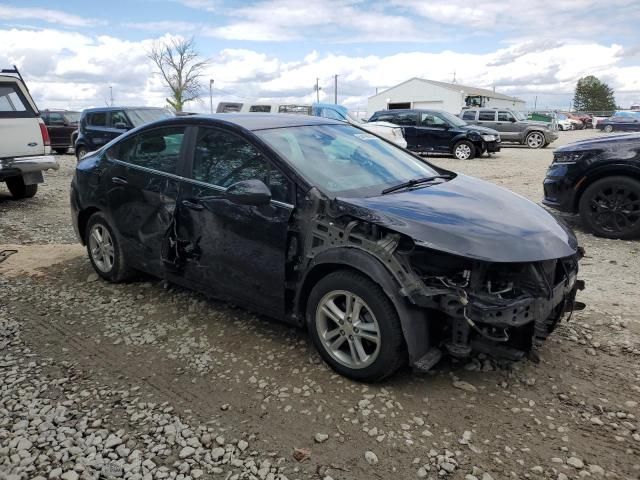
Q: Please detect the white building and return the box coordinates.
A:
[368,77,526,116]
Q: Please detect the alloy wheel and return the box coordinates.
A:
[455,143,472,160]
[315,290,381,369]
[88,224,115,273]
[603,125,613,133]
[526,132,544,148]
[588,184,640,236]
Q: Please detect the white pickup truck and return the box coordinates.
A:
[1,67,58,199]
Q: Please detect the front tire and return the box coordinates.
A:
[526,131,545,148]
[6,177,37,199]
[85,212,134,282]
[603,125,613,133]
[307,270,406,382]
[76,146,88,161]
[453,140,476,160]
[578,176,640,239]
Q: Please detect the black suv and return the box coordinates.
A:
[74,107,172,160]
[543,133,640,239]
[42,110,80,154]
[368,109,500,160]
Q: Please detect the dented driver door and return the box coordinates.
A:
[174,126,294,318]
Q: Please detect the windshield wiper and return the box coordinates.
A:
[381,175,452,195]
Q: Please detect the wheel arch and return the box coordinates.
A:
[294,247,430,365]
[77,206,102,245]
[573,165,640,211]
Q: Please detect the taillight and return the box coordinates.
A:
[38,118,50,146]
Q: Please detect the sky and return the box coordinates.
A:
[1,0,639,114]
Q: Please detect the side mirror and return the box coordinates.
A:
[225,179,271,206]
[114,122,128,129]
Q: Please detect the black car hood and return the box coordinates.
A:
[555,132,640,152]
[336,174,578,263]
[458,124,500,135]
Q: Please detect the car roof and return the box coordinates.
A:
[174,113,344,131]
[82,106,168,113]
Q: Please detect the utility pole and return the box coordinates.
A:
[315,78,321,103]
[209,79,214,114]
[109,86,114,106]
[334,74,338,104]
[534,95,538,111]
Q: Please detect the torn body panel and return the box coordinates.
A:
[291,187,583,370]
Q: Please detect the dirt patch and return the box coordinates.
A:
[0,243,84,277]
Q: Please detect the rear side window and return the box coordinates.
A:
[112,127,186,175]
[87,112,107,127]
[0,83,34,118]
[249,105,271,112]
[479,111,496,121]
[389,113,416,126]
[110,111,130,128]
[192,128,290,202]
[461,110,476,121]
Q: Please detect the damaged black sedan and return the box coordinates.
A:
[71,114,583,381]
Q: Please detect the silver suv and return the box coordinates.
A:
[461,108,558,149]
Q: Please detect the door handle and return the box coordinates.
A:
[111,176,128,185]
[181,199,204,211]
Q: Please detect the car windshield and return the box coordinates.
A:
[256,124,441,197]
[438,111,467,127]
[127,108,173,127]
[557,114,568,120]
[63,111,81,124]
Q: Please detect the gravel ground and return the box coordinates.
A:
[1,129,639,480]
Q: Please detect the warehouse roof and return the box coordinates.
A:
[369,77,524,103]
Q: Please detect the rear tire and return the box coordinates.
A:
[6,177,38,199]
[85,212,135,282]
[307,270,407,382]
[453,140,476,160]
[578,176,640,239]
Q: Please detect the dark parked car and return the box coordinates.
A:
[368,109,500,160]
[596,112,640,133]
[71,114,582,381]
[543,133,640,239]
[42,109,80,154]
[74,106,172,160]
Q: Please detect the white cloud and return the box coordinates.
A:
[0,4,103,27]
[1,27,638,112]
[124,21,202,32]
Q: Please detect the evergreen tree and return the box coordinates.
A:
[572,76,616,112]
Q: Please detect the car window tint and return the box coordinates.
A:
[371,113,394,123]
[88,112,106,127]
[420,113,447,127]
[462,110,476,121]
[0,85,27,111]
[49,112,65,124]
[115,127,185,175]
[390,113,416,126]
[249,105,271,112]
[497,111,513,121]
[110,111,129,128]
[192,128,290,202]
[479,111,496,121]
[320,108,346,121]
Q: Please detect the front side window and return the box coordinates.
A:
[479,111,496,121]
[192,128,290,202]
[420,113,448,127]
[110,111,130,128]
[256,124,440,197]
[48,112,65,124]
[497,111,514,122]
[114,127,185,175]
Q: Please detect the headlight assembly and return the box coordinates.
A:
[481,134,496,142]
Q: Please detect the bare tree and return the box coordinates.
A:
[148,37,209,112]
